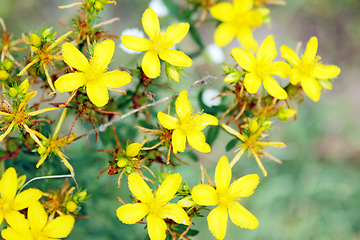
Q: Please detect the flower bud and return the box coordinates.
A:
[30,33,41,47]
[262,120,272,128]
[277,108,296,121]
[126,143,141,157]
[17,175,27,190]
[223,72,240,83]
[117,158,127,168]
[318,79,333,90]
[178,196,195,208]
[19,79,30,94]
[4,61,13,71]
[66,201,77,212]
[249,120,258,133]
[41,28,51,39]
[167,65,180,82]
[8,88,18,98]
[94,1,103,10]
[0,70,9,80]
[37,146,46,155]
[78,191,87,201]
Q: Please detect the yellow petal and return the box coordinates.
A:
[257,35,277,63]
[28,108,59,117]
[27,201,47,234]
[147,213,167,240]
[128,173,153,204]
[280,45,300,67]
[11,188,42,210]
[172,129,186,154]
[55,72,87,92]
[159,49,192,67]
[236,26,258,52]
[192,113,218,131]
[228,174,259,198]
[214,23,237,47]
[269,61,291,79]
[231,48,256,72]
[215,156,231,194]
[244,10,263,27]
[312,64,340,80]
[116,203,149,224]
[1,167,17,202]
[42,215,75,238]
[142,50,161,79]
[221,123,247,142]
[126,143,141,157]
[121,35,151,52]
[0,121,16,143]
[301,76,321,102]
[228,201,258,229]
[155,173,181,204]
[303,36,318,62]
[142,8,160,39]
[233,0,253,13]
[263,76,288,99]
[163,23,190,47]
[187,130,211,153]
[98,70,131,89]
[175,90,191,122]
[191,184,218,206]
[157,112,180,130]
[62,42,90,72]
[244,72,262,94]
[4,210,29,233]
[1,227,32,240]
[289,68,302,85]
[210,2,235,22]
[91,39,115,73]
[159,203,190,225]
[207,204,228,240]
[86,81,109,107]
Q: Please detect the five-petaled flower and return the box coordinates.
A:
[157,90,218,154]
[192,156,259,240]
[210,0,264,51]
[231,35,290,99]
[116,173,190,240]
[280,36,341,102]
[0,167,42,233]
[121,8,192,79]
[2,201,75,240]
[54,39,131,107]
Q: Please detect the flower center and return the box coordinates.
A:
[149,199,162,214]
[13,111,28,127]
[179,111,201,134]
[85,67,100,82]
[255,58,272,79]
[218,190,233,207]
[150,32,173,54]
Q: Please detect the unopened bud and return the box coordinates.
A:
[277,108,296,121]
[17,175,27,190]
[66,201,77,212]
[167,66,179,82]
[178,196,195,208]
[249,120,258,133]
[30,34,41,47]
[19,79,30,94]
[117,158,127,168]
[223,72,240,83]
[0,70,9,80]
[41,28,51,39]
[318,79,333,90]
[9,88,18,98]
[262,120,272,128]
[4,61,13,71]
[78,191,87,201]
[37,146,46,155]
[126,143,141,157]
[94,1,103,10]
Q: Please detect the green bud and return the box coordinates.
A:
[166,65,180,82]
[19,79,29,94]
[126,166,132,174]
[9,88,18,98]
[277,108,296,121]
[178,196,195,208]
[78,191,87,201]
[262,120,272,128]
[0,70,9,80]
[117,159,127,168]
[223,72,240,83]
[222,65,231,74]
[37,146,46,155]
[17,175,27,190]
[94,1,103,10]
[318,78,333,90]
[249,120,259,133]
[41,28,51,39]
[30,33,41,47]
[66,201,77,212]
[4,61,13,71]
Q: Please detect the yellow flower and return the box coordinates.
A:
[121,8,192,79]
[0,168,43,233]
[222,122,286,176]
[157,90,218,154]
[1,201,75,240]
[0,90,58,147]
[54,39,131,107]
[116,173,190,240]
[280,36,341,102]
[34,108,76,177]
[210,0,264,51]
[231,35,290,99]
[192,156,259,240]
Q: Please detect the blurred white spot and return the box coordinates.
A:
[119,28,145,54]
[206,43,225,64]
[202,89,221,107]
[149,0,169,17]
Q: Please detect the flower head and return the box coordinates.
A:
[231,35,290,99]
[0,168,43,233]
[2,201,75,240]
[116,173,190,240]
[192,156,259,240]
[157,90,218,154]
[54,39,131,107]
[280,36,341,102]
[210,0,264,51]
[121,8,192,79]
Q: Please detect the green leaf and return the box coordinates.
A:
[172,224,199,237]
[186,150,199,162]
[226,138,238,151]
[206,125,220,147]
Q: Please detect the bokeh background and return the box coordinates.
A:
[1,0,360,239]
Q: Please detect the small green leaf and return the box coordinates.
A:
[206,125,220,147]
[226,138,238,151]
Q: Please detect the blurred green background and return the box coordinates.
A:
[1,0,360,239]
